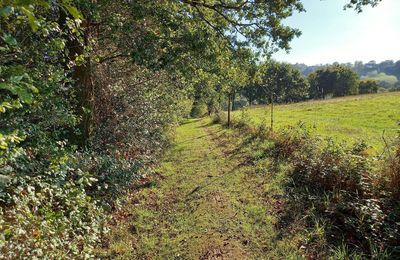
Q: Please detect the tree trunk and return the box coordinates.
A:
[270,92,274,131]
[227,94,231,127]
[60,10,93,147]
[231,91,236,111]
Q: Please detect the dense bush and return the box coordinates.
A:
[381,138,400,200]
[359,80,379,94]
[0,152,105,258]
[0,3,105,257]
[75,153,143,206]
[274,130,400,257]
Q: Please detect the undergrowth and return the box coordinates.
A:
[213,110,400,258]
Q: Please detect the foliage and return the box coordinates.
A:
[344,0,383,12]
[283,132,399,257]
[260,61,310,103]
[295,60,400,91]
[359,80,379,94]
[237,107,252,128]
[0,0,391,257]
[381,136,400,200]
[241,61,309,106]
[362,71,398,89]
[0,0,306,255]
[190,101,209,118]
[0,155,104,259]
[91,61,187,158]
[308,65,359,98]
[0,2,106,257]
[212,111,228,125]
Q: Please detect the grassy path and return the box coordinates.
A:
[100,119,302,259]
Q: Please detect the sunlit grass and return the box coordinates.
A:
[232,92,400,151]
[100,119,304,258]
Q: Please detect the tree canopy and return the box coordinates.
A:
[308,65,360,99]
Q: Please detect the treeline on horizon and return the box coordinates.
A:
[294,60,400,89]
[193,60,399,117]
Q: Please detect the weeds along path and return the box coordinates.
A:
[100,119,302,259]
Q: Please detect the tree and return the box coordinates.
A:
[258,62,309,103]
[219,51,250,127]
[55,0,309,142]
[344,0,383,12]
[0,0,388,256]
[190,69,221,117]
[308,65,359,99]
[359,80,379,94]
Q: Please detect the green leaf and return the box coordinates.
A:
[0,101,13,113]
[62,0,82,19]
[1,33,17,46]
[20,6,39,31]
[65,5,81,19]
[0,82,34,104]
[0,6,13,17]
[0,174,12,189]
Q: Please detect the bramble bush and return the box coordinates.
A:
[0,3,107,257]
[76,152,143,207]
[0,147,105,258]
[271,128,400,257]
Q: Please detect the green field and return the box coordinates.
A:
[232,92,400,151]
[363,72,398,86]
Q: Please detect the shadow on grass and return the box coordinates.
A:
[176,130,222,145]
[196,121,216,128]
[180,118,201,125]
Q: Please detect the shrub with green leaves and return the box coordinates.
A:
[0,155,105,259]
[212,111,228,125]
[1,2,188,256]
[0,2,105,257]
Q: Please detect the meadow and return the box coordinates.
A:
[232,92,400,151]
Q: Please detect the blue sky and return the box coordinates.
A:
[273,0,400,65]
